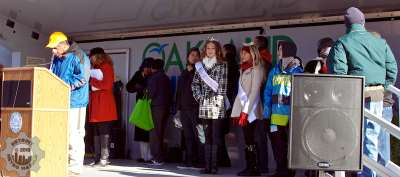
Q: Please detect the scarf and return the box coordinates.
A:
[240,61,253,72]
[203,57,217,69]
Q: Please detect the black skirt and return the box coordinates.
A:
[134,126,150,142]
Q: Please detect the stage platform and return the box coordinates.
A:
[80,159,309,177]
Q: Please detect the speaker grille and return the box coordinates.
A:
[289,74,364,171]
[303,109,358,161]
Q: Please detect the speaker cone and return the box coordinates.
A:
[302,108,358,162]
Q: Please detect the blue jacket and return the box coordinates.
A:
[263,58,303,126]
[51,42,90,108]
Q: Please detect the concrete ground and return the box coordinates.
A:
[80,159,310,177]
[81,160,242,177]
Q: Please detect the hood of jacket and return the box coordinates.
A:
[279,57,303,74]
[65,41,86,64]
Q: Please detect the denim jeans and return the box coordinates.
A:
[359,101,383,177]
[378,106,393,166]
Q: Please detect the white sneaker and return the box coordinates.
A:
[148,160,164,166]
[68,171,80,177]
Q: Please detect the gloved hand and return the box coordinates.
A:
[238,112,249,127]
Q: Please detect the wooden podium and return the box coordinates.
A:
[0,67,70,177]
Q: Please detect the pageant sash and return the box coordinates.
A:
[195,62,219,92]
[195,62,231,109]
[238,81,259,123]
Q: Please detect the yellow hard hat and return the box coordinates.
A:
[46,32,68,48]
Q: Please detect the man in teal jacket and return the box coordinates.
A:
[328,7,398,177]
[47,32,91,176]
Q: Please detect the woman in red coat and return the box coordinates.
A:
[88,48,117,167]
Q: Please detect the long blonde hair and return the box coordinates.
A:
[240,45,262,66]
[240,44,267,82]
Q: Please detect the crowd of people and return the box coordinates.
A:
[45,7,397,177]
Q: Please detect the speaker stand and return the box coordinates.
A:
[318,171,328,177]
[318,171,345,177]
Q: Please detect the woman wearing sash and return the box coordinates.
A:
[191,37,228,174]
[231,44,266,176]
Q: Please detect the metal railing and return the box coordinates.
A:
[363,85,400,177]
[387,85,400,126]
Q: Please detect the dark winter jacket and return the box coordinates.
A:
[126,70,147,101]
[176,68,199,110]
[147,70,172,107]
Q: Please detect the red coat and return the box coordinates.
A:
[88,63,117,123]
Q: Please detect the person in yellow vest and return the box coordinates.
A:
[46,32,91,176]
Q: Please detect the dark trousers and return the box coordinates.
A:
[242,121,257,145]
[202,119,223,171]
[204,119,223,146]
[218,118,231,167]
[92,121,112,161]
[181,109,203,165]
[268,125,295,177]
[150,106,169,162]
[257,119,270,172]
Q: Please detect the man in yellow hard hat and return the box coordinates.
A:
[46,31,91,176]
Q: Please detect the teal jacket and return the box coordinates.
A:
[328,24,397,87]
[51,42,90,108]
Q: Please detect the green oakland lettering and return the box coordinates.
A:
[187,40,204,54]
[142,36,271,72]
[142,42,166,60]
[165,43,184,71]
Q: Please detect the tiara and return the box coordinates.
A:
[207,36,218,42]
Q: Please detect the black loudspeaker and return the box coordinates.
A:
[289,74,364,171]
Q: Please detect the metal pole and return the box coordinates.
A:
[335,171,345,177]
[318,171,325,177]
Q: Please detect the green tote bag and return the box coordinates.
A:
[129,97,154,131]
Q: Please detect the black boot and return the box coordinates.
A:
[200,145,218,174]
[237,145,260,176]
[210,145,218,174]
[237,146,250,176]
[200,145,212,174]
